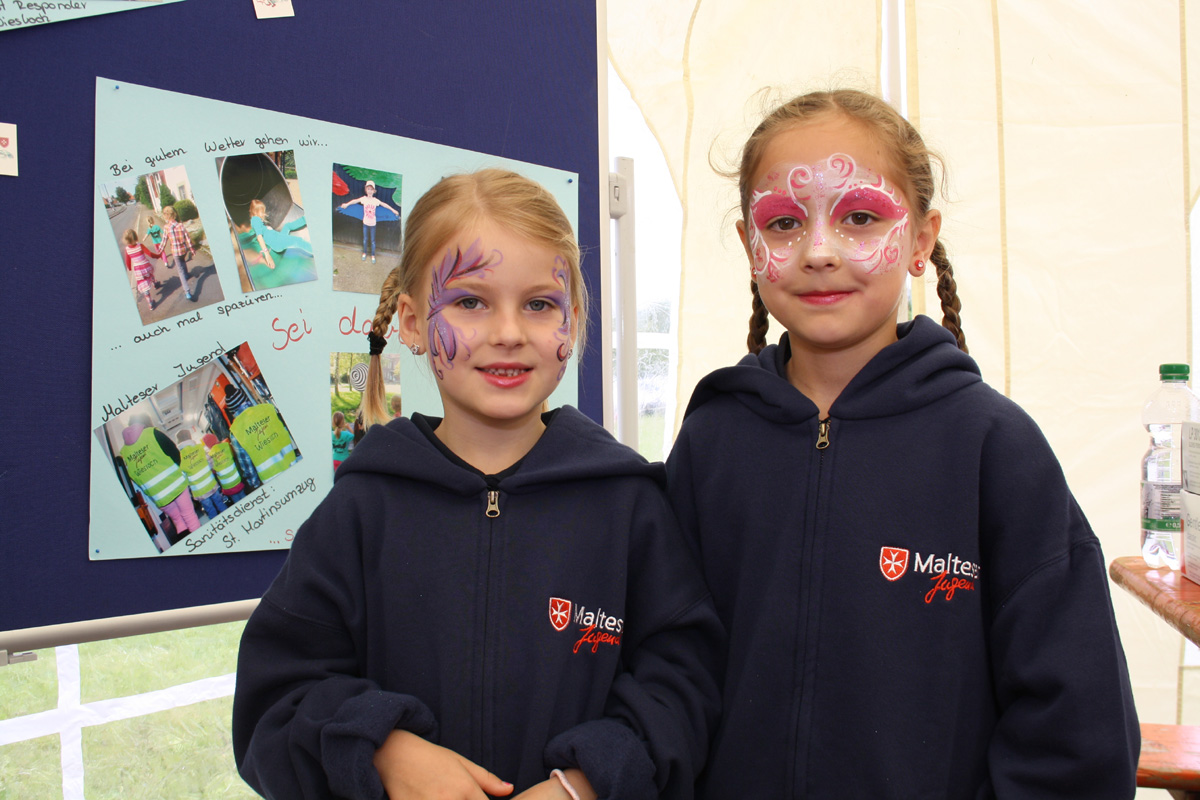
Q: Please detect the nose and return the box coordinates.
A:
[801,218,840,270]
[489,305,528,347]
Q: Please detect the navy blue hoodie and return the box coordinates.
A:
[234,407,722,799]
[666,317,1139,799]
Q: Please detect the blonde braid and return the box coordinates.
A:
[362,267,405,428]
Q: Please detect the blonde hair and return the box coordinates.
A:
[122,228,137,245]
[248,199,267,219]
[161,206,177,221]
[362,168,587,426]
[735,89,966,353]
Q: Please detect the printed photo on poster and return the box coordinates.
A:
[100,167,225,324]
[330,351,402,475]
[216,150,316,292]
[92,342,304,555]
[332,163,403,295]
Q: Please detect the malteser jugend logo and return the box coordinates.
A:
[547,596,623,654]
[880,546,980,604]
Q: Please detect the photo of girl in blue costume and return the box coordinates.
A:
[665,88,1139,798]
[217,150,317,292]
[331,162,403,295]
[234,168,722,800]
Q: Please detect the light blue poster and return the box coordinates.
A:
[89,77,579,560]
[0,0,182,32]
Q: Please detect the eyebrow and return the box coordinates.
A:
[750,192,808,227]
[830,186,908,220]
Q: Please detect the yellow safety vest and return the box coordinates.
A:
[179,443,218,496]
[231,404,297,482]
[210,441,242,490]
[119,428,188,507]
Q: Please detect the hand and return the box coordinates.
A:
[373,730,513,800]
[511,770,596,800]
[265,253,276,270]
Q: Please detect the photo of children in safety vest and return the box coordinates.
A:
[92,342,303,555]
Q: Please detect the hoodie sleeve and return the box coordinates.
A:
[232,485,437,800]
[979,410,1139,798]
[545,480,725,800]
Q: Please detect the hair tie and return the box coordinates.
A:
[551,770,582,800]
[367,331,387,356]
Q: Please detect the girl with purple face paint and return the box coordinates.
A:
[665,89,1138,798]
[234,169,722,800]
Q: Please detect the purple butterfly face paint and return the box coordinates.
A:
[426,238,495,379]
[551,256,573,380]
[746,153,911,281]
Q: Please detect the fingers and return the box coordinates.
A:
[458,755,514,797]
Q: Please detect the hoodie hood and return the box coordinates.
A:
[684,316,981,425]
[336,405,661,496]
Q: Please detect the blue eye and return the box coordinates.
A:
[528,299,549,312]
[458,297,482,310]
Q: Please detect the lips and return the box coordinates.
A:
[478,364,533,387]
[798,290,852,306]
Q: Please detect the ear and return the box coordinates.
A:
[736,219,753,261]
[911,209,942,274]
[395,292,422,350]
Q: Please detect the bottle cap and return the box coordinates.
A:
[1160,363,1190,379]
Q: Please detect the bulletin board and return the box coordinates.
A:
[0,0,602,636]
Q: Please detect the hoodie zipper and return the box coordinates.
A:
[815,417,831,449]
[794,417,830,792]
[485,490,500,517]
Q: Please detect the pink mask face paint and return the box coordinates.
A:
[551,256,573,380]
[426,238,495,379]
[746,153,911,281]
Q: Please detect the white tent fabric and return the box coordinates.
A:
[609,0,1199,731]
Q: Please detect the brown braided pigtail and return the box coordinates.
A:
[930,240,967,353]
[362,267,405,428]
[748,279,770,354]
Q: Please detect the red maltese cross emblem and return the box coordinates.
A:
[880,547,910,581]
[549,597,572,632]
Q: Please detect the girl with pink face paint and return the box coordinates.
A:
[234,169,722,800]
[665,89,1138,799]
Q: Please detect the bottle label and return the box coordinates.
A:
[1142,480,1183,524]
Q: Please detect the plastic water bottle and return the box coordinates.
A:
[1141,363,1200,568]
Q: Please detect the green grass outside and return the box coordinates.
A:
[0,736,61,800]
[0,622,252,799]
[330,388,363,417]
[82,697,257,800]
[79,622,244,704]
[0,648,57,719]
[638,410,669,462]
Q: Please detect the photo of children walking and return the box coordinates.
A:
[101,167,225,324]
